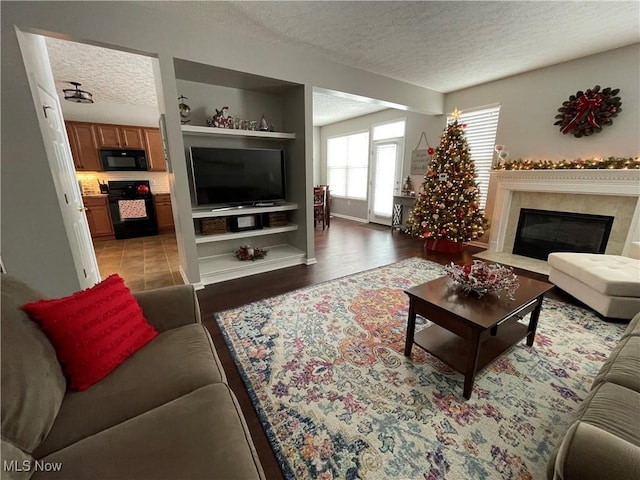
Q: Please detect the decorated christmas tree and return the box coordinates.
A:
[405,110,489,251]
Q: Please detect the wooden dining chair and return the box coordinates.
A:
[313,186,329,230]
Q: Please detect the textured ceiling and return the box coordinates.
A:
[45,1,640,126]
[143,1,640,93]
[45,37,157,108]
[313,91,388,127]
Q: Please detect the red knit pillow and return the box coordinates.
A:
[22,274,158,391]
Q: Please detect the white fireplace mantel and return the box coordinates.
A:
[488,169,640,255]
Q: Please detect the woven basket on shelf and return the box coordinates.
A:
[197,217,228,235]
[268,212,288,227]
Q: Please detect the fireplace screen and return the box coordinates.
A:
[513,208,614,260]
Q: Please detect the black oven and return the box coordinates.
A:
[100,149,148,171]
[108,181,157,239]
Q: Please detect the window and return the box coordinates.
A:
[448,105,500,208]
[327,131,369,199]
[372,119,405,141]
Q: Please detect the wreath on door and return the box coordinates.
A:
[554,85,622,137]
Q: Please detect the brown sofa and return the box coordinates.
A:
[1,275,265,480]
[547,311,640,479]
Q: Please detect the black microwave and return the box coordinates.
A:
[100,149,148,171]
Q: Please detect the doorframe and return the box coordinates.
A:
[367,135,406,227]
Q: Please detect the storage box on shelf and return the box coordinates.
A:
[196,217,229,236]
[267,212,288,227]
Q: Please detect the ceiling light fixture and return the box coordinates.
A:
[63,82,94,104]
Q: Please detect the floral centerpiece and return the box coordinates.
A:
[235,245,268,261]
[444,260,519,299]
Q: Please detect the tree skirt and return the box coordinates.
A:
[215,258,624,480]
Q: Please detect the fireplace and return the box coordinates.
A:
[487,170,640,258]
[513,208,614,260]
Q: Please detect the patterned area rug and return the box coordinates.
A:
[215,258,625,480]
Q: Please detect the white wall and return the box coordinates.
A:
[443,44,639,243]
[1,29,81,295]
[62,102,160,127]
[320,109,441,220]
[445,44,640,161]
[2,1,443,292]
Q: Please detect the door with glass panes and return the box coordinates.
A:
[368,120,405,226]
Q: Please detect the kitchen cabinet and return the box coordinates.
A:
[153,194,174,231]
[83,196,114,240]
[96,124,145,149]
[66,121,102,171]
[143,128,166,171]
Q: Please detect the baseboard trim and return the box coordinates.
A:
[465,240,489,249]
[179,266,204,290]
[331,213,368,223]
[306,257,318,265]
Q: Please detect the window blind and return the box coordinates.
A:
[327,131,369,199]
[448,106,501,209]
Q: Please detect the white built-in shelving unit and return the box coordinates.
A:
[182,125,296,140]
[175,64,308,285]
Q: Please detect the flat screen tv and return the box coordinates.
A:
[189,146,286,207]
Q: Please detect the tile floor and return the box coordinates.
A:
[93,233,183,292]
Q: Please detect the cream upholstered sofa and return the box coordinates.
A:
[548,242,640,320]
[1,274,265,480]
[547,311,640,479]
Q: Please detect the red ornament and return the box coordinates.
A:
[462,123,468,129]
[428,147,435,155]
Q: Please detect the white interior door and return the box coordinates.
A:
[369,139,403,226]
[35,85,100,288]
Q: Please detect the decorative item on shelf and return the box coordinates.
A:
[235,245,268,261]
[259,114,269,131]
[207,106,233,128]
[493,156,639,171]
[248,120,258,131]
[444,260,519,299]
[401,175,413,196]
[493,144,509,167]
[178,95,191,124]
[63,81,94,104]
[554,85,622,137]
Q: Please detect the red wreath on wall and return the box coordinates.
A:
[554,85,622,138]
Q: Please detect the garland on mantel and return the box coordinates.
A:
[493,156,639,171]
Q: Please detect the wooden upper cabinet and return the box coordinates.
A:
[120,126,145,149]
[66,122,102,171]
[95,124,122,148]
[143,128,166,171]
[95,124,145,149]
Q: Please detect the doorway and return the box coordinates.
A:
[368,119,405,226]
[20,30,179,292]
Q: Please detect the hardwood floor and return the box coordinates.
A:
[197,217,569,479]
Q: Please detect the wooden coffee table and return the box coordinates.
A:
[404,274,553,399]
